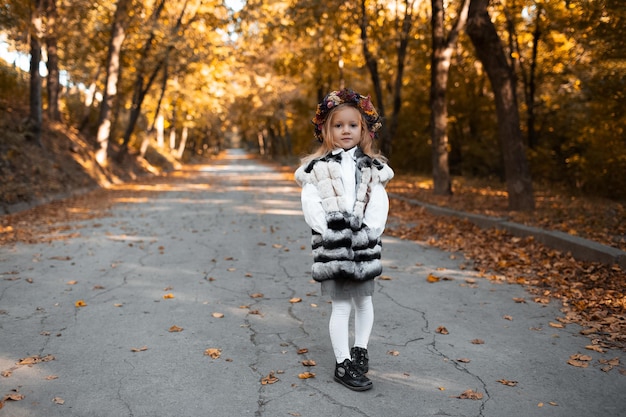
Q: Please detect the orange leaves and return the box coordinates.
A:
[386,184,626,350]
[568,353,593,368]
[497,379,518,387]
[2,354,56,388]
[17,354,55,365]
[75,300,87,307]
[162,293,174,299]
[456,389,483,400]
[204,348,221,359]
[298,372,315,379]
[436,326,449,335]
[168,325,184,332]
[427,273,440,283]
[261,371,279,385]
[1,391,25,409]
[131,346,148,352]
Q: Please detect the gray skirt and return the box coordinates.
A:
[321,279,375,299]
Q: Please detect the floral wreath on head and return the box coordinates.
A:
[312,88,382,142]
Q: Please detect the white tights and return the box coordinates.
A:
[328,296,374,363]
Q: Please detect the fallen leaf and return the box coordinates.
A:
[4,393,24,401]
[456,389,483,400]
[456,358,471,363]
[289,297,302,303]
[301,360,316,366]
[585,345,605,353]
[436,326,449,335]
[513,297,526,303]
[168,325,184,332]
[212,312,224,318]
[261,371,279,384]
[250,293,264,298]
[52,397,64,404]
[496,379,518,386]
[75,300,87,308]
[567,359,589,368]
[379,275,392,280]
[130,346,148,352]
[387,350,400,356]
[204,348,222,359]
[17,354,55,365]
[45,375,58,380]
[298,372,315,379]
[503,315,513,321]
[549,322,564,328]
[66,280,77,285]
[297,348,309,354]
[1,370,12,377]
[470,339,484,344]
[427,273,440,283]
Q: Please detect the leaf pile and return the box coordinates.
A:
[387,174,626,251]
[387,186,626,351]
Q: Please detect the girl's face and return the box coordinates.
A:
[328,106,363,150]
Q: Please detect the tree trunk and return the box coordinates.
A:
[430,0,470,196]
[359,0,389,155]
[176,125,189,159]
[466,0,535,211]
[119,0,167,157]
[44,0,61,122]
[95,0,131,166]
[388,0,416,155]
[28,0,44,148]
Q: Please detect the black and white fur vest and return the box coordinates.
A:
[295,148,394,282]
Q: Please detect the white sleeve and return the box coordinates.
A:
[300,182,328,234]
[363,182,389,238]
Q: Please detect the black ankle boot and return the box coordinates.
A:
[350,347,369,374]
[334,359,372,391]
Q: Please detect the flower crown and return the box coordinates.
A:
[312,88,382,142]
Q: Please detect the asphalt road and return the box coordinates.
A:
[1,149,624,417]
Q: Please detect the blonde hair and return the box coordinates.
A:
[302,104,386,164]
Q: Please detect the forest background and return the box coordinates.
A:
[0,0,623,202]
[0,0,625,349]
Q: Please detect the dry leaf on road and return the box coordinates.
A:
[204,348,221,359]
[456,389,483,400]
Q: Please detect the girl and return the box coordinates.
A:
[295,88,394,391]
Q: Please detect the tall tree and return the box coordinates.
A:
[28,0,44,147]
[119,0,167,157]
[466,0,534,210]
[44,0,61,122]
[358,0,418,158]
[95,0,132,166]
[430,0,470,195]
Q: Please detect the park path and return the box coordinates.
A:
[0,149,624,417]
